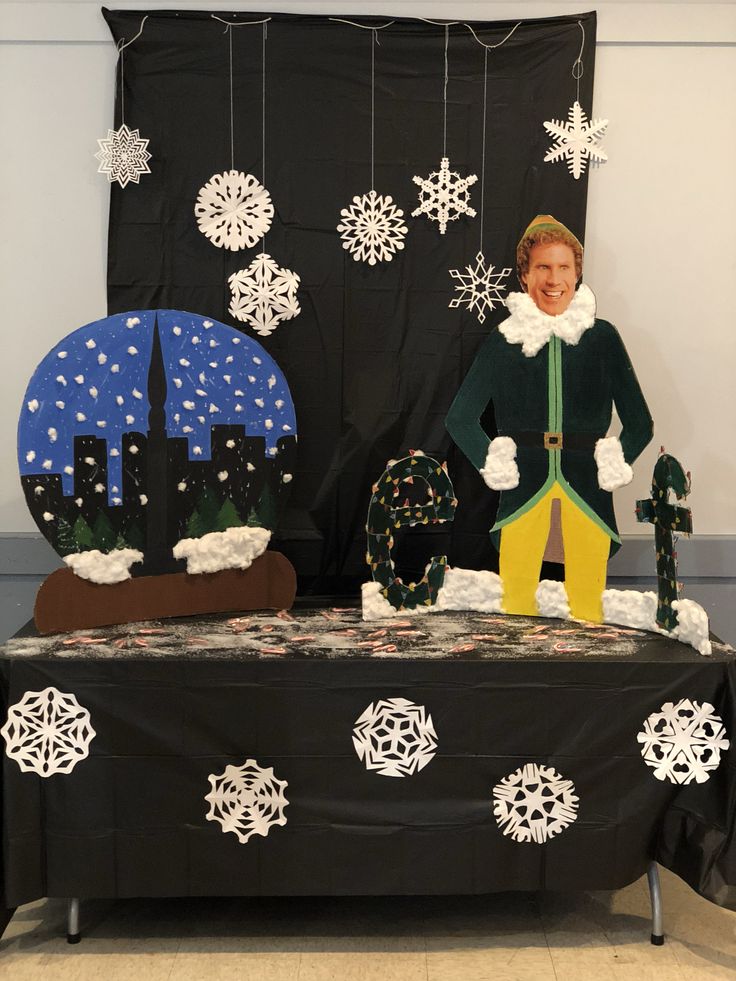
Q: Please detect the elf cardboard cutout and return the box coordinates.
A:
[446,215,653,622]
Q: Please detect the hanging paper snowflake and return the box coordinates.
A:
[412,157,477,235]
[543,101,609,180]
[1,686,96,777]
[492,763,579,844]
[228,252,301,337]
[195,170,274,251]
[637,698,730,785]
[352,697,438,777]
[95,124,151,189]
[205,758,289,844]
[449,252,512,324]
[337,190,408,266]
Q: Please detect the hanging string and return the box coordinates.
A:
[442,25,449,157]
[464,21,522,51]
[479,47,488,253]
[228,26,234,169]
[371,29,376,190]
[329,18,395,30]
[262,21,267,186]
[210,15,272,173]
[116,15,148,127]
[573,20,585,103]
[328,18,395,190]
[463,21,522,252]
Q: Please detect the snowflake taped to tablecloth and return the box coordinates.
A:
[195,170,274,251]
[637,698,730,785]
[205,758,289,844]
[412,157,477,234]
[543,101,608,180]
[228,252,301,336]
[1,686,96,776]
[493,763,579,843]
[337,190,408,265]
[449,252,511,323]
[95,124,151,188]
[352,697,438,777]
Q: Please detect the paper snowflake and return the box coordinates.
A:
[95,124,151,188]
[543,101,609,180]
[337,190,408,265]
[1,686,96,777]
[493,763,579,844]
[412,157,477,234]
[228,252,301,337]
[449,252,511,323]
[205,758,289,844]
[637,698,729,785]
[195,170,274,251]
[352,697,438,777]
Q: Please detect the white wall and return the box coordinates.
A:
[1,1,735,536]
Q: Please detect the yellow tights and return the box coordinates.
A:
[499,482,610,623]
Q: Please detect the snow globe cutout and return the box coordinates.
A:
[19,310,297,633]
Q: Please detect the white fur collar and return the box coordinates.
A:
[500,283,597,357]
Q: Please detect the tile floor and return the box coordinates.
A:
[2,867,736,980]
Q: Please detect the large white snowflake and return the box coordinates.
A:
[493,763,579,844]
[637,698,730,785]
[543,100,609,180]
[449,252,511,323]
[205,758,289,844]
[1,686,96,777]
[95,124,151,188]
[352,697,437,777]
[195,170,274,251]
[337,190,408,266]
[412,157,477,234]
[228,252,301,337]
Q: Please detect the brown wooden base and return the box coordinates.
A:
[34,551,297,635]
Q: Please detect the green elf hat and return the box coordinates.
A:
[518,214,583,253]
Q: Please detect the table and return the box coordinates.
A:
[1,608,735,939]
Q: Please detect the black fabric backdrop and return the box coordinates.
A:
[103,8,597,594]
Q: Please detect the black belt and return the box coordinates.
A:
[501,431,599,451]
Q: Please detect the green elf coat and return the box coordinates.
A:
[445,285,653,556]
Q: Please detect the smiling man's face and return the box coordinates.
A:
[521,241,578,316]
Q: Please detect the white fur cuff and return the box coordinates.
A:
[480,436,520,491]
[595,436,633,491]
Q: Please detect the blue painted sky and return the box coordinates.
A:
[18,310,297,506]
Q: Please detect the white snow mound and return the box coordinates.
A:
[672,598,712,657]
[435,568,503,613]
[64,548,143,585]
[173,526,270,575]
[536,580,570,619]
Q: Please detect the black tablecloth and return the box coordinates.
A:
[1,610,735,909]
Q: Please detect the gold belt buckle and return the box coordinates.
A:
[544,431,563,450]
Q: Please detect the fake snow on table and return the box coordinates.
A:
[228,253,301,337]
[337,190,408,266]
[448,253,511,324]
[352,697,437,777]
[205,759,288,844]
[492,763,579,844]
[543,101,609,180]
[412,157,477,235]
[195,170,274,251]
[1,686,95,776]
[95,124,151,188]
[637,698,730,785]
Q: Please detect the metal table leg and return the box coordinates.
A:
[647,861,664,945]
[66,898,81,944]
